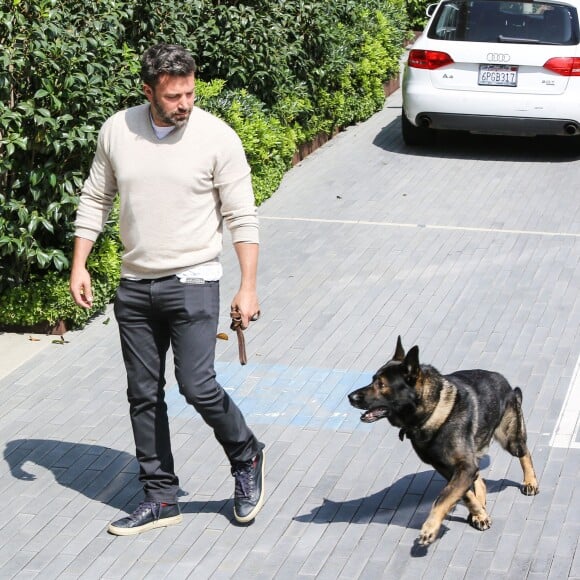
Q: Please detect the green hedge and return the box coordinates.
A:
[406,0,431,31]
[0,0,408,329]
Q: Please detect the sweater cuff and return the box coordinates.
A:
[74,228,100,243]
[231,224,259,245]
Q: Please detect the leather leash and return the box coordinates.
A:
[230,308,260,365]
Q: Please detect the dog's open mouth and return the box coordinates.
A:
[360,407,389,423]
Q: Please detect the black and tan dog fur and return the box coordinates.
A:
[348,336,539,546]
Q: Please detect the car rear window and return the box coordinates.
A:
[427,0,579,44]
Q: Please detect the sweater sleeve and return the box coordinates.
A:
[74,118,118,242]
[214,129,259,245]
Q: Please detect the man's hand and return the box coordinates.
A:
[69,236,95,309]
[231,289,260,329]
[232,242,260,328]
[70,267,94,309]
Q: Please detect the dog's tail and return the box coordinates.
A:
[494,386,529,457]
[507,387,528,457]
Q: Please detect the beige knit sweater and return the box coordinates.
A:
[74,104,259,279]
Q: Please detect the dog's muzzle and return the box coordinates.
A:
[348,390,390,423]
[359,406,390,423]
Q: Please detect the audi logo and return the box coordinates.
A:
[487,53,511,63]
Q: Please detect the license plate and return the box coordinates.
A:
[478,64,518,87]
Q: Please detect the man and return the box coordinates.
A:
[69,44,265,535]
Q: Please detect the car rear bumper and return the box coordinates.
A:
[402,66,580,136]
[410,112,580,136]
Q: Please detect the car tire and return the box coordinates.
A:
[401,110,435,146]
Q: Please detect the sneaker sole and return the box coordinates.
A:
[107,513,183,536]
[234,450,266,524]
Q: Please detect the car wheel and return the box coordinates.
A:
[401,110,434,146]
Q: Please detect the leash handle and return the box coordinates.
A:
[230,308,260,365]
[230,310,247,365]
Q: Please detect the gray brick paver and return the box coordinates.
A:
[33,554,77,580]
[489,532,521,573]
[571,548,580,578]
[0,551,36,578]
[67,536,126,579]
[547,556,575,580]
[100,538,155,580]
[507,554,535,580]
[531,535,559,575]
[141,544,191,579]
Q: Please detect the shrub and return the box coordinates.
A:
[123,1,408,141]
[312,1,408,133]
[406,0,431,31]
[197,81,297,206]
[0,231,121,329]
[0,0,140,297]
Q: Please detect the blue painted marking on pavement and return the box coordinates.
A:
[165,362,373,431]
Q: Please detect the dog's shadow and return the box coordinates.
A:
[3,439,236,521]
[293,461,522,556]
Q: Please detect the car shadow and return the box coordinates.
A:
[374,113,580,162]
[292,466,523,556]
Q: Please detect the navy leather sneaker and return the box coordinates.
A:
[107,501,182,536]
[231,449,265,523]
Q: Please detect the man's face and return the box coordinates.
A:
[144,73,195,128]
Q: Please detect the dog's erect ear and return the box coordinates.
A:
[403,345,420,382]
[393,335,405,361]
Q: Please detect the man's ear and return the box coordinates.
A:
[393,335,405,361]
[143,83,154,101]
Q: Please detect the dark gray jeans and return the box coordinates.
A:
[114,276,262,503]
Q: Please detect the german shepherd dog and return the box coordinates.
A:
[348,336,539,546]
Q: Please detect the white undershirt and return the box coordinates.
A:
[151,120,175,140]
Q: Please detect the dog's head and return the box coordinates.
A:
[348,336,421,427]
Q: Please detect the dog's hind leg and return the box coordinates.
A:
[494,387,539,496]
[518,453,539,495]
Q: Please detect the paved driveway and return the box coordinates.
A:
[1,89,579,578]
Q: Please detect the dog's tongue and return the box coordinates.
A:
[361,407,389,423]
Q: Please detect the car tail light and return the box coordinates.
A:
[408,49,454,70]
[544,57,580,76]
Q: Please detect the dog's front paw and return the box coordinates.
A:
[521,482,539,496]
[419,518,441,546]
[468,513,491,531]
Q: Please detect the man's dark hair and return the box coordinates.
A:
[140,44,197,87]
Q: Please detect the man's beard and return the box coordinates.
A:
[151,97,192,128]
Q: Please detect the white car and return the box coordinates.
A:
[401,0,580,145]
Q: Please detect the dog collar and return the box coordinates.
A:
[399,381,457,442]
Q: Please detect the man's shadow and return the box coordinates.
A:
[293,461,522,557]
[4,439,235,520]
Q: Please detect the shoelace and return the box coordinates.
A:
[231,463,256,500]
[130,501,160,520]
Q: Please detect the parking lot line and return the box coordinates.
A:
[550,353,580,449]
[261,215,580,238]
